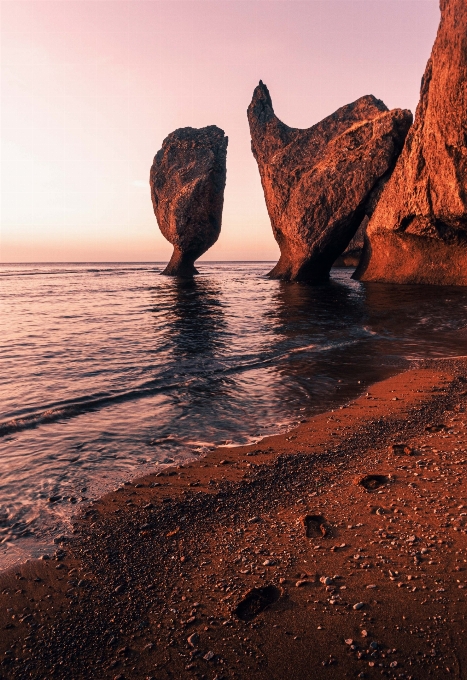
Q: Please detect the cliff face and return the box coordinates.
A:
[355,0,467,285]
[247,82,412,283]
[150,126,228,277]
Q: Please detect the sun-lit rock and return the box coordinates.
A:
[356,0,467,285]
[248,81,411,283]
[150,126,228,277]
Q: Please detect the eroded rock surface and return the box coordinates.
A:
[150,126,228,276]
[356,0,467,285]
[333,216,368,267]
[247,82,412,282]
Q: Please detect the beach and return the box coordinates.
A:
[2,358,467,679]
[4,1,467,678]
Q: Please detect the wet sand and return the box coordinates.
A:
[1,359,467,679]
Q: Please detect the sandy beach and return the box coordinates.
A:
[1,359,467,679]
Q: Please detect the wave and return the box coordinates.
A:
[0,265,160,278]
[0,336,365,438]
[0,378,181,437]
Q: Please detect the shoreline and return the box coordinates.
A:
[0,354,411,575]
[1,359,467,678]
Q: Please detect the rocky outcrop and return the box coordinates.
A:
[247,82,412,283]
[355,0,467,286]
[150,126,228,276]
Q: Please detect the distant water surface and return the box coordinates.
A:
[1,262,467,569]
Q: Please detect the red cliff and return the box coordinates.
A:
[356,0,467,286]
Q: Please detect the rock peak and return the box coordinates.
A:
[247,84,411,282]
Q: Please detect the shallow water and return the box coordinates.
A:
[1,262,467,569]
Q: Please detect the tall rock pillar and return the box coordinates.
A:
[150,126,228,277]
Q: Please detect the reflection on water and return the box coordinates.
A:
[167,277,226,358]
[0,262,466,569]
[364,281,467,350]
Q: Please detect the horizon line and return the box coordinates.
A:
[0,260,279,265]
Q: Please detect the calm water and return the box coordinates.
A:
[1,262,467,570]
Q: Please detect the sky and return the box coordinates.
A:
[1,0,440,263]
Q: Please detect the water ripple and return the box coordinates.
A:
[1,261,467,569]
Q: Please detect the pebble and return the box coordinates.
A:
[263,559,275,566]
[353,602,365,610]
[203,650,215,661]
[320,576,333,586]
[187,633,199,648]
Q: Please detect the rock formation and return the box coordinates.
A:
[150,126,228,276]
[247,82,412,282]
[333,216,368,267]
[355,0,467,285]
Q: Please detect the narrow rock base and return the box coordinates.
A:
[161,248,199,277]
[268,252,332,283]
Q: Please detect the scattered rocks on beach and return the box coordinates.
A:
[150,126,228,277]
[2,364,467,679]
[247,81,411,282]
[356,0,467,285]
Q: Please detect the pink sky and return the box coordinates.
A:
[1,0,439,263]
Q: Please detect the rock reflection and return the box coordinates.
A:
[154,277,226,359]
[362,281,467,345]
[264,278,371,415]
[270,278,365,342]
[150,276,230,420]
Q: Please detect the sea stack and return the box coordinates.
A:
[356,0,467,285]
[150,126,228,277]
[247,82,412,283]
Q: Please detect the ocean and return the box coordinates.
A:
[1,261,467,570]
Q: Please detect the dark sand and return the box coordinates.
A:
[2,360,467,679]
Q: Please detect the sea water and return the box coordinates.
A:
[1,262,467,569]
